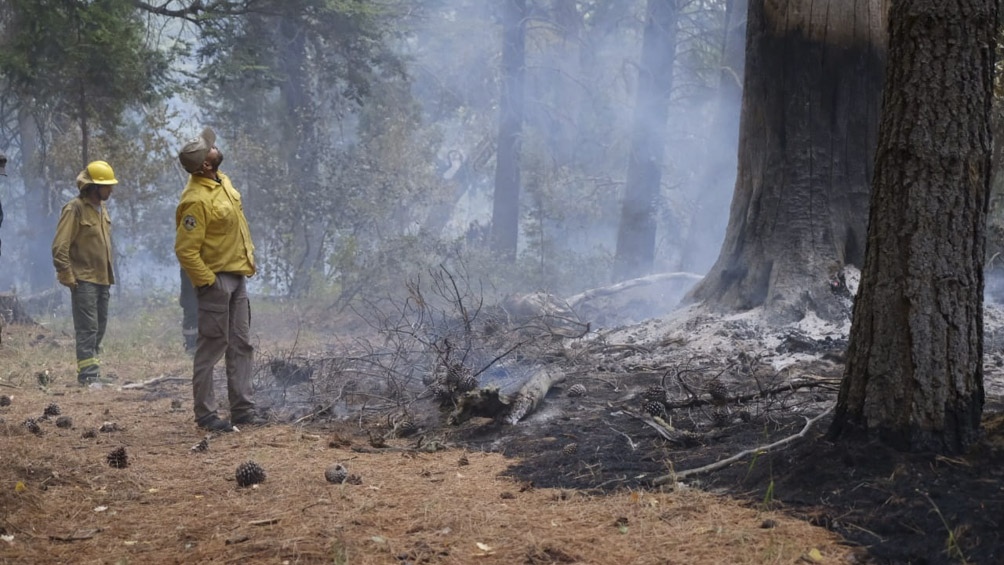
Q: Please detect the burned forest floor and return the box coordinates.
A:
[3,295,1004,564]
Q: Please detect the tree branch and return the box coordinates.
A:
[652,404,834,486]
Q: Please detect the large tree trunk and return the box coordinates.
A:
[681,0,747,274]
[490,0,527,260]
[612,0,680,281]
[829,0,997,453]
[686,0,887,323]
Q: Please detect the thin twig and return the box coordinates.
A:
[652,404,835,486]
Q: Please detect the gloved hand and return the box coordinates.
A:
[57,269,77,289]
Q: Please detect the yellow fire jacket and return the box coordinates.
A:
[175,172,256,287]
[51,197,115,286]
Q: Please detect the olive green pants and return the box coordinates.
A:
[71,281,110,383]
[192,273,255,425]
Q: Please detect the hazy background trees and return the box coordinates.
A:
[0,0,741,306]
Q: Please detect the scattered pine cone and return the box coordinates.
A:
[396,419,418,438]
[235,461,266,487]
[707,379,730,405]
[445,363,469,387]
[642,400,665,417]
[429,383,452,402]
[99,422,121,433]
[711,409,731,428]
[0,395,12,407]
[191,437,209,453]
[344,474,363,485]
[43,403,61,417]
[567,383,587,397]
[106,447,129,468]
[170,399,183,411]
[81,429,98,439]
[457,454,470,466]
[55,416,73,429]
[23,418,42,435]
[642,385,666,403]
[456,373,478,393]
[562,443,579,455]
[324,463,349,484]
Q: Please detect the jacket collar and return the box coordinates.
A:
[188,171,229,190]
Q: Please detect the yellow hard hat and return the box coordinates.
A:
[85,160,118,185]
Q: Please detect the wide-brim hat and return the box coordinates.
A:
[178,127,216,174]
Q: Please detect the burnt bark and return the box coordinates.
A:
[490,0,527,260]
[686,0,887,323]
[613,0,680,281]
[829,0,998,453]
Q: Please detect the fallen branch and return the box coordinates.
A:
[663,375,841,410]
[565,272,703,309]
[119,375,189,390]
[652,404,835,486]
[449,366,565,425]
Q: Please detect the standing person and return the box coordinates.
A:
[175,127,263,431]
[51,161,118,386]
[179,267,197,354]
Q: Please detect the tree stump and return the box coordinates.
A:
[0,293,36,325]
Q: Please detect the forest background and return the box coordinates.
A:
[0,0,743,305]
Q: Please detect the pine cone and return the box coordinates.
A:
[43,403,61,417]
[236,461,267,487]
[562,443,579,455]
[707,379,729,405]
[711,408,731,428]
[55,416,73,429]
[456,373,478,393]
[0,395,11,407]
[643,385,667,403]
[396,419,418,438]
[445,363,468,387]
[23,418,42,435]
[191,437,209,453]
[344,474,363,485]
[567,383,587,397]
[642,400,665,417]
[325,463,349,484]
[106,447,129,468]
[457,454,470,467]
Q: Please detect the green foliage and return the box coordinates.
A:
[0,0,176,146]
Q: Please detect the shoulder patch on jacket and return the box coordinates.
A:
[183,215,197,231]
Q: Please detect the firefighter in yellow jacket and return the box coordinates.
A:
[52,160,118,386]
[175,127,262,432]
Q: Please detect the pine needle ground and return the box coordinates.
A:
[0,318,856,564]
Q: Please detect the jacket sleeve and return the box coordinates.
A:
[175,200,216,287]
[51,202,78,276]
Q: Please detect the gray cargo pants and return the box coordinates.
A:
[192,272,255,425]
[72,281,110,383]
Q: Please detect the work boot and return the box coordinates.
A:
[197,416,234,433]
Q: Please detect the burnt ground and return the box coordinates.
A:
[442,381,1004,565]
[419,311,1004,565]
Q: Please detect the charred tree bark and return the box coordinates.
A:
[686,0,887,323]
[490,0,527,261]
[829,0,998,453]
[613,0,680,281]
